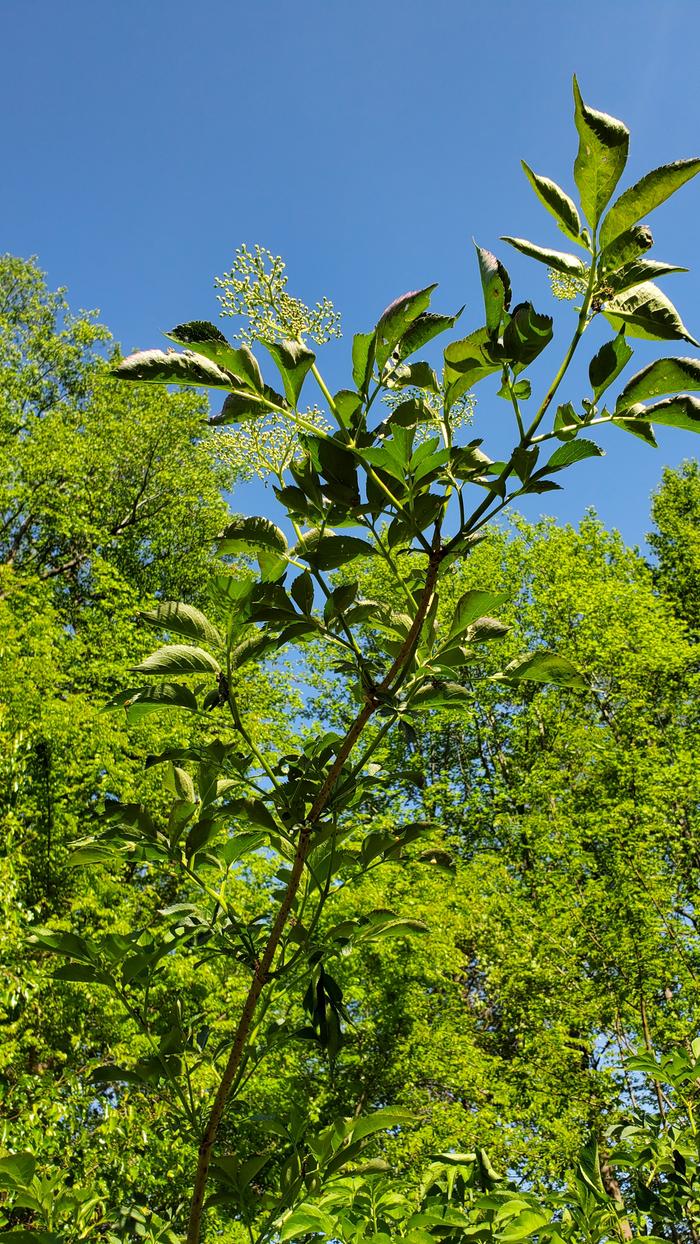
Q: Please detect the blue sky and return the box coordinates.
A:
[4,0,700,547]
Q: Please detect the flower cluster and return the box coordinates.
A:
[216,244,342,345]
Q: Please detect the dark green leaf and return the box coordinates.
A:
[588,334,633,399]
[217,515,288,557]
[600,158,700,249]
[605,258,687,295]
[112,349,234,389]
[209,390,275,426]
[351,1107,417,1141]
[572,76,629,228]
[352,331,375,394]
[545,438,603,471]
[604,281,698,346]
[140,601,222,647]
[262,339,316,406]
[553,402,582,441]
[502,303,553,374]
[375,285,437,370]
[520,161,583,245]
[616,356,700,408]
[443,327,500,406]
[116,682,199,722]
[501,236,586,277]
[475,245,511,336]
[611,416,657,447]
[165,322,264,390]
[132,645,220,676]
[393,309,463,363]
[638,394,700,433]
[303,535,376,571]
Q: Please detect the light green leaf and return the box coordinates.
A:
[616,356,700,408]
[279,1207,336,1241]
[140,601,222,647]
[598,224,653,273]
[132,645,220,676]
[600,158,700,249]
[521,162,583,245]
[375,285,438,370]
[351,1107,417,1142]
[573,77,629,228]
[217,515,288,556]
[604,281,698,346]
[475,245,511,337]
[589,334,633,400]
[112,349,234,389]
[501,236,586,277]
[262,338,316,406]
[118,682,199,722]
[443,327,500,405]
[0,1153,36,1189]
[499,1210,550,1241]
[448,589,506,641]
[495,650,587,689]
[165,321,264,389]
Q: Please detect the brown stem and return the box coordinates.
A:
[186,550,442,1244]
[599,1148,633,1242]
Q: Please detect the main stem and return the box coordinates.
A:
[186,550,442,1244]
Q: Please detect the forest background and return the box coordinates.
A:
[4,2,700,1242]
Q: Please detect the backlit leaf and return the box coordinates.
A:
[112,349,233,388]
[475,245,511,337]
[132,645,220,676]
[262,338,316,406]
[501,236,586,277]
[521,162,583,244]
[573,76,629,228]
[604,282,698,346]
[600,158,700,249]
[495,650,587,689]
[616,356,700,408]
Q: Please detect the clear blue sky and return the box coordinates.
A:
[4,0,700,546]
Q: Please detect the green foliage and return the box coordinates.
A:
[4,79,700,1244]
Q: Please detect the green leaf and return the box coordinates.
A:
[218,515,288,557]
[302,535,376,571]
[140,601,222,647]
[132,645,220,676]
[375,285,437,370]
[209,389,275,426]
[502,303,553,375]
[112,349,234,389]
[616,356,700,408]
[394,309,463,363]
[475,245,511,337]
[638,395,700,433]
[351,1107,417,1142]
[589,334,633,400]
[572,76,629,228]
[499,1210,550,1241]
[0,1153,36,1189]
[545,438,603,471]
[52,963,113,985]
[598,224,653,273]
[494,650,587,689]
[604,281,698,346]
[118,682,199,722]
[165,322,264,390]
[553,402,582,441]
[279,1207,335,1241]
[388,361,440,392]
[521,162,583,245]
[262,338,316,406]
[448,589,506,641]
[352,330,375,393]
[501,236,586,277]
[611,416,657,447]
[443,327,500,401]
[605,258,687,295]
[411,680,472,709]
[600,158,700,249]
